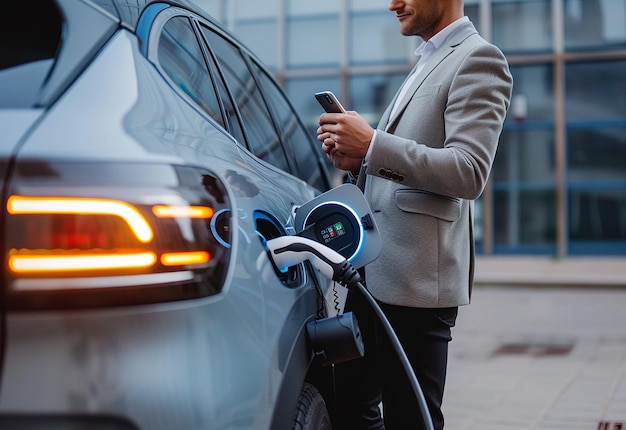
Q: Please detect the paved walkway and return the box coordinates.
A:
[444,284,626,430]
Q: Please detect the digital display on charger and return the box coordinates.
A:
[320,221,346,244]
[308,209,356,257]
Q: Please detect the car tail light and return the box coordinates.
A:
[3,162,233,310]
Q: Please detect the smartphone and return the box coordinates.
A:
[315,91,346,113]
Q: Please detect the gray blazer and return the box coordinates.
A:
[360,21,513,308]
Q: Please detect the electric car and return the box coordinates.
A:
[0,0,345,428]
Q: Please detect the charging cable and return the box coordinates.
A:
[265,235,434,430]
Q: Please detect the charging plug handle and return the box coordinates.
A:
[265,236,362,289]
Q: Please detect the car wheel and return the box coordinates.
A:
[293,382,332,430]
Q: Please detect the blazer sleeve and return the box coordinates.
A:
[367,41,513,200]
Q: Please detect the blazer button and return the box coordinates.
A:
[380,168,392,178]
[391,172,399,181]
[398,174,405,182]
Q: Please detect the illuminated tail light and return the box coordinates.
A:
[9,252,159,273]
[4,164,233,310]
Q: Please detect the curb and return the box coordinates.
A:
[473,256,626,288]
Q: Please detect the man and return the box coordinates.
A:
[316,0,513,429]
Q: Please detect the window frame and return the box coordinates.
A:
[144,5,330,191]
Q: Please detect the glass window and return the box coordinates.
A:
[349,12,411,65]
[286,77,344,186]
[348,73,408,126]
[233,0,279,19]
[565,60,626,180]
[491,63,557,254]
[233,20,278,69]
[493,129,556,183]
[286,77,343,135]
[201,27,290,172]
[193,0,222,18]
[493,188,557,253]
[0,2,60,107]
[564,0,626,50]
[492,0,553,53]
[565,60,626,253]
[158,17,225,128]
[287,14,341,68]
[566,126,626,252]
[568,188,626,253]
[3,1,119,108]
[567,127,626,182]
[198,25,247,145]
[349,0,385,10]
[465,4,480,33]
[505,64,554,123]
[492,130,557,254]
[290,1,340,15]
[221,0,279,67]
[252,62,329,191]
[565,60,626,121]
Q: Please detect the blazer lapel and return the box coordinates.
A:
[384,22,478,132]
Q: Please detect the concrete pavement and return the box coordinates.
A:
[444,275,626,429]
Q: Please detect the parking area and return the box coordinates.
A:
[444,283,626,429]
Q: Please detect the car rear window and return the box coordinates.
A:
[0,2,62,108]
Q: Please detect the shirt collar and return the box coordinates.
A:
[414,16,470,57]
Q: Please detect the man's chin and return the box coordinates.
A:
[399,25,417,37]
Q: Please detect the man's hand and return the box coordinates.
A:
[317,111,374,172]
[320,138,363,173]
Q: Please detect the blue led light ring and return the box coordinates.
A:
[210,208,232,248]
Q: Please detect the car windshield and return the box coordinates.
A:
[0,2,62,108]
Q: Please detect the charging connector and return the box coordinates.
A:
[264,235,434,430]
[265,235,362,289]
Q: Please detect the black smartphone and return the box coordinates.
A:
[315,91,346,113]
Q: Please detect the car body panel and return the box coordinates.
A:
[0,1,335,429]
[0,286,321,429]
[0,111,45,158]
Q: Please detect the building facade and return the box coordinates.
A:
[197,0,626,257]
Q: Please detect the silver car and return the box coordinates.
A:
[0,0,346,428]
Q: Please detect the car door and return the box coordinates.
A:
[195,22,330,193]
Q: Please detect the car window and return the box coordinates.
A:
[199,33,248,147]
[250,60,329,191]
[0,2,61,108]
[158,16,225,129]
[199,26,291,173]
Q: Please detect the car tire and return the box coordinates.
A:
[293,382,332,430]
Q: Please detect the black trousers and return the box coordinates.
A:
[332,288,458,430]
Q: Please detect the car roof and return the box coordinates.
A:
[93,0,219,31]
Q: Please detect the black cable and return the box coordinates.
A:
[331,282,341,313]
[319,254,433,428]
[353,280,435,430]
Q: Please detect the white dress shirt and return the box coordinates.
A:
[364,16,470,162]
